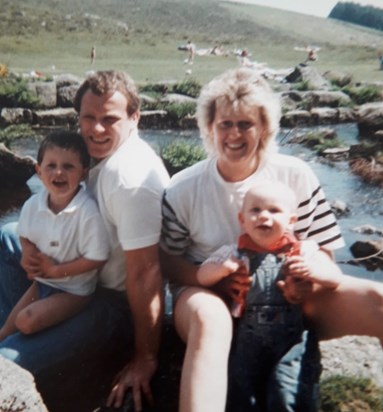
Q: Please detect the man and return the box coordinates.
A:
[0,70,169,411]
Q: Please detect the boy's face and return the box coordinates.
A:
[36,146,87,206]
[239,189,297,249]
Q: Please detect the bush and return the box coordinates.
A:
[164,102,196,121]
[292,80,313,91]
[320,375,383,412]
[171,78,202,98]
[342,85,381,105]
[0,124,39,146]
[0,76,40,108]
[160,139,206,175]
[291,129,344,154]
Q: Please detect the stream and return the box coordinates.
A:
[1,123,382,281]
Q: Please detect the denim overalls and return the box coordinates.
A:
[228,251,320,412]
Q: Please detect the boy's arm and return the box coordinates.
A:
[19,237,40,278]
[36,253,106,279]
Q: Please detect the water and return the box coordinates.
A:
[2,124,382,281]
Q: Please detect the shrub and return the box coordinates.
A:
[342,85,381,105]
[0,124,39,146]
[171,78,202,98]
[164,102,196,121]
[292,80,313,91]
[291,129,344,154]
[0,77,40,108]
[320,375,383,412]
[139,82,171,95]
[160,139,206,175]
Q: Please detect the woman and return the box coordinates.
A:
[160,67,380,412]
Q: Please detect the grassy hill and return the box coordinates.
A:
[1,0,383,84]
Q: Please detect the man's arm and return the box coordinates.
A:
[159,249,200,286]
[107,244,164,410]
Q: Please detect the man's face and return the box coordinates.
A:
[79,90,138,161]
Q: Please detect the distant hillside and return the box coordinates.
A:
[2,0,383,83]
[329,1,383,32]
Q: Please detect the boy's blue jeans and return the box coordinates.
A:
[0,222,133,378]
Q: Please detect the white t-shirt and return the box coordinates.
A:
[87,131,170,291]
[18,186,109,296]
[161,153,344,264]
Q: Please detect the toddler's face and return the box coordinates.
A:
[239,189,296,249]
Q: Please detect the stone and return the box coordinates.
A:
[33,107,78,127]
[284,65,331,90]
[28,81,57,109]
[0,356,48,412]
[356,102,383,137]
[0,143,35,188]
[0,108,33,126]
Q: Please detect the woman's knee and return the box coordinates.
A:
[176,289,233,344]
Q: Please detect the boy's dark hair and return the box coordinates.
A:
[37,131,90,168]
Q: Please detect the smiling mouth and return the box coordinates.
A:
[90,136,109,145]
[226,142,245,150]
[53,181,67,187]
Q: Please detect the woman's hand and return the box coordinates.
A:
[212,267,252,303]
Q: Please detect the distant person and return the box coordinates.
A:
[303,44,320,64]
[0,131,109,341]
[239,49,252,67]
[379,54,383,70]
[90,46,96,65]
[185,40,196,65]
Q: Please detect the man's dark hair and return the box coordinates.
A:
[73,70,140,116]
[37,130,90,168]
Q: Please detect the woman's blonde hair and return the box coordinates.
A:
[196,68,281,158]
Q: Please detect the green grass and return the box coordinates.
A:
[1,0,383,84]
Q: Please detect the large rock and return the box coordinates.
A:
[0,143,35,188]
[33,107,78,127]
[320,336,383,387]
[0,108,33,126]
[57,84,79,107]
[28,81,57,109]
[0,356,48,412]
[284,65,331,90]
[303,91,351,109]
[350,239,383,270]
[356,102,383,137]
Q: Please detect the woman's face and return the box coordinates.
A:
[209,101,265,182]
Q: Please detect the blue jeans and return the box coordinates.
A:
[0,222,133,390]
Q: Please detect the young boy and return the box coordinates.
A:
[197,180,345,410]
[0,131,109,340]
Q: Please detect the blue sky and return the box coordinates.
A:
[228,0,383,17]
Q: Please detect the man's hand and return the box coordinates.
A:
[106,355,157,411]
